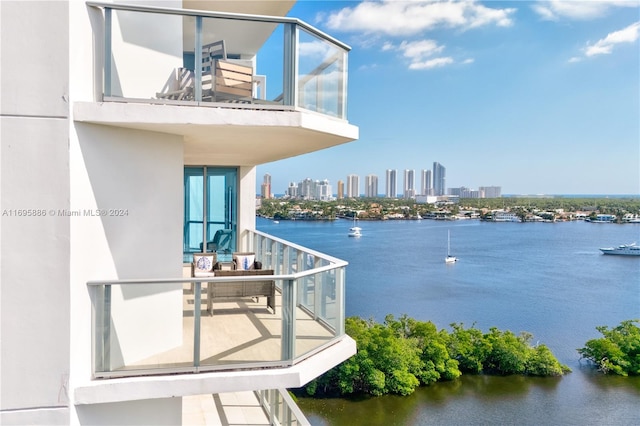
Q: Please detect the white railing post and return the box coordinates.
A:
[281,278,296,361]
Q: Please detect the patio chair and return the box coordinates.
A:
[199,228,233,253]
[201,40,253,103]
[156,67,194,101]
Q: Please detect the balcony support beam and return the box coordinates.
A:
[283,23,297,107]
[281,278,296,360]
[193,282,202,367]
[104,8,111,97]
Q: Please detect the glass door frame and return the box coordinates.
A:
[184,166,237,263]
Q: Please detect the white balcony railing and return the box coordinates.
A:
[88,230,347,378]
[87,2,350,119]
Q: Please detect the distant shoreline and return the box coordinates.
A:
[269,194,640,199]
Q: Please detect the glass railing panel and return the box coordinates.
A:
[297,28,347,119]
[91,231,348,378]
[258,389,309,426]
[99,5,349,119]
[198,17,285,105]
[199,277,283,367]
[106,10,195,100]
[105,9,290,107]
[294,270,340,358]
[92,282,193,376]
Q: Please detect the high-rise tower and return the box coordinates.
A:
[365,174,378,197]
[404,169,415,198]
[385,169,397,198]
[347,174,360,198]
[421,169,432,196]
[433,162,446,196]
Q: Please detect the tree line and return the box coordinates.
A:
[299,315,571,398]
[297,316,639,398]
[258,197,640,221]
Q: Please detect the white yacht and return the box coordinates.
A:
[348,226,362,237]
[600,243,640,256]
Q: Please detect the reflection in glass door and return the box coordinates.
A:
[184,167,237,262]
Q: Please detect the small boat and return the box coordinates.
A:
[348,215,362,237]
[348,226,362,238]
[445,230,458,263]
[599,242,640,256]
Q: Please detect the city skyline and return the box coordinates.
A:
[266,162,502,198]
[256,1,639,196]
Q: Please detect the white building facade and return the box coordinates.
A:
[404,169,415,199]
[365,174,378,197]
[0,1,358,425]
[385,169,397,198]
[421,169,432,196]
[346,174,360,198]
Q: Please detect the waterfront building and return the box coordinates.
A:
[386,169,398,198]
[492,210,521,222]
[480,186,502,198]
[316,179,333,201]
[365,174,378,198]
[299,178,316,200]
[0,2,357,424]
[294,178,334,201]
[286,181,299,198]
[261,173,272,199]
[347,174,360,198]
[404,169,415,199]
[337,180,345,199]
[433,162,446,196]
[421,169,432,196]
[450,186,482,198]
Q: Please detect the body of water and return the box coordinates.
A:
[258,217,640,425]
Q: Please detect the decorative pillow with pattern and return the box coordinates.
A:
[194,254,215,272]
[235,254,255,271]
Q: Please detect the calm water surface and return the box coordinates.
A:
[258,218,640,425]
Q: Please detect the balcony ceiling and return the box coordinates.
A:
[183,1,295,17]
[73,102,358,166]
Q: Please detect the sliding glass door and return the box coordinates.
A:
[184,167,237,262]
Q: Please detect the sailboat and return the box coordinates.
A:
[445,230,457,263]
[348,215,362,237]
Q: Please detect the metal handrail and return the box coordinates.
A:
[250,228,348,268]
[87,264,340,286]
[85,1,351,51]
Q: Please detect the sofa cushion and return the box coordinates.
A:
[234,253,255,271]
[193,253,216,273]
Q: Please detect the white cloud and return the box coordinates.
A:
[533,0,639,21]
[324,0,516,36]
[584,21,640,57]
[399,39,444,59]
[390,40,474,70]
[299,40,332,58]
[321,1,514,71]
[409,57,455,69]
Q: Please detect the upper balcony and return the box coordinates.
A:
[79,2,358,166]
[77,230,356,405]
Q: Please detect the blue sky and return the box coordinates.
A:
[256,0,640,196]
